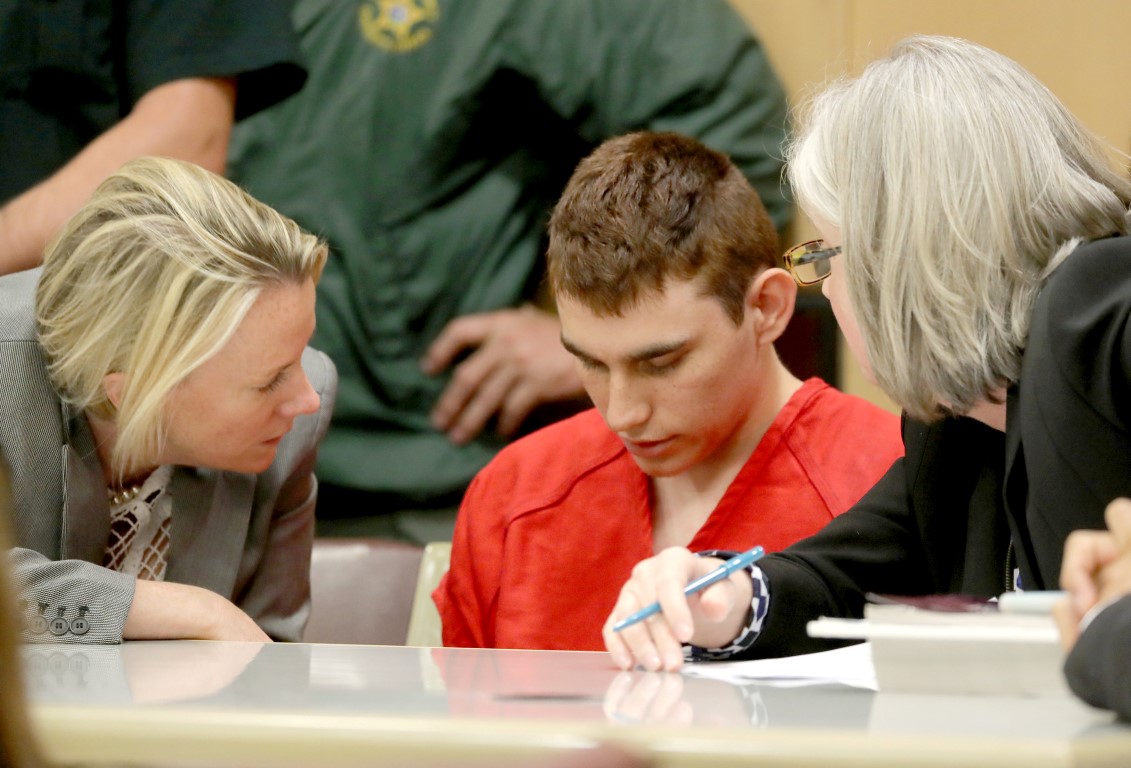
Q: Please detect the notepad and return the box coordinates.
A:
[806,603,1067,697]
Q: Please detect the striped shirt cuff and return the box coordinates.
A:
[684,550,770,661]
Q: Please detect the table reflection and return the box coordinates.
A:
[23,641,876,730]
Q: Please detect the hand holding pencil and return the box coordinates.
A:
[603,546,762,673]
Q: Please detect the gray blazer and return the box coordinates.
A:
[1,269,337,644]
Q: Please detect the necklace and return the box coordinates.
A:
[107,484,143,506]
[107,466,159,506]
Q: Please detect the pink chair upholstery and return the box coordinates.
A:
[303,538,424,645]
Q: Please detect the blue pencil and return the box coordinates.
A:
[612,545,765,633]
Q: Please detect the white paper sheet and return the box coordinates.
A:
[682,642,877,690]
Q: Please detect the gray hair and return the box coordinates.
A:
[787,35,1131,421]
[36,157,327,479]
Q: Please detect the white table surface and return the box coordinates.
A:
[23,640,1131,767]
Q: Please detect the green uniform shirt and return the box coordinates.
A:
[229,0,790,506]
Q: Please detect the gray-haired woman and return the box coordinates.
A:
[603,35,1131,671]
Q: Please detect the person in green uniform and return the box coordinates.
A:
[228,0,791,543]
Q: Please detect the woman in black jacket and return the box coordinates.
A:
[603,35,1131,673]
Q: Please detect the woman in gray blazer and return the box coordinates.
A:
[3,156,336,645]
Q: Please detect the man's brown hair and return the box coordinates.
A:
[547,131,779,324]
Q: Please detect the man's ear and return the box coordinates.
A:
[102,372,126,412]
[745,268,797,346]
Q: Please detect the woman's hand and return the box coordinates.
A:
[122,640,263,703]
[125,580,271,642]
[602,547,752,672]
[1055,498,1131,650]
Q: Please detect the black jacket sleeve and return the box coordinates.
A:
[1064,594,1131,720]
[745,417,1011,658]
[1011,237,1131,589]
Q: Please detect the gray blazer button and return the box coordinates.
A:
[28,603,49,635]
[70,606,90,636]
[48,607,69,636]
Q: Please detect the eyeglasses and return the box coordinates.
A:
[783,240,841,286]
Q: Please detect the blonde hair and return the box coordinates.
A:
[787,35,1131,421]
[36,157,327,480]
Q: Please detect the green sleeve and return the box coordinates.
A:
[495,0,791,231]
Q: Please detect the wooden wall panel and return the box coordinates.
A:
[731,0,1131,160]
[728,0,1131,411]
[848,1,1131,157]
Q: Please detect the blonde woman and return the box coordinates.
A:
[603,36,1131,671]
[4,156,335,644]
